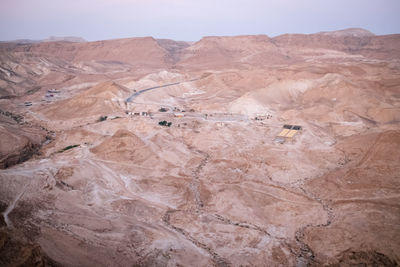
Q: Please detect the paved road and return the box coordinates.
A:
[126,78,199,103]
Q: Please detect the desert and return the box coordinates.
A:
[0,27,399,266]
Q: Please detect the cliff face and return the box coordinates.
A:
[0,112,47,169]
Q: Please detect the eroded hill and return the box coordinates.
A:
[0,28,399,266]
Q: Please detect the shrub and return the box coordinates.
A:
[159,121,172,127]
[159,108,168,112]
[99,116,108,121]
[58,144,79,153]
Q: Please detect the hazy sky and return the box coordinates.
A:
[1,0,399,41]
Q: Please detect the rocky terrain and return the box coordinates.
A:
[0,28,399,266]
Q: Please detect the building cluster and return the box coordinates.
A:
[254,113,272,120]
[126,111,150,116]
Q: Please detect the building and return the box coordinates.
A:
[174,113,185,118]
[274,125,302,143]
[254,113,272,120]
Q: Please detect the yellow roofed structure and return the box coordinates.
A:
[274,125,302,143]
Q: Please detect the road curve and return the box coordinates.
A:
[126,78,199,103]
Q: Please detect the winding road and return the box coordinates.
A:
[126,78,200,102]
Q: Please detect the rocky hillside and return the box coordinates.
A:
[0,28,399,266]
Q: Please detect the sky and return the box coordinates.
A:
[0,0,399,41]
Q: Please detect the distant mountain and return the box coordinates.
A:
[178,34,289,68]
[317,28,375,37]
[1,36,86,44]
[274,28,399,61]
[0,37,169,67]
[0,39,40,44]
[41,36,87,43]
[1,28,399,98]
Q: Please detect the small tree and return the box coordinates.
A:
[167,122,172,127]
